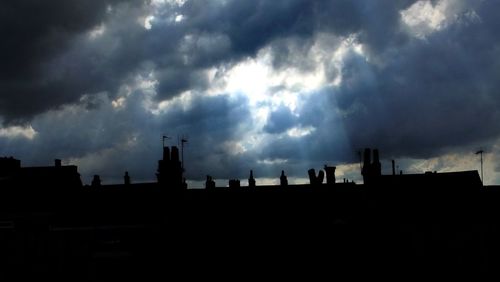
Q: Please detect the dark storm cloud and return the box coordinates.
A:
[0,0,129,122]
[179,0,313,56]
[335,14,500,160]
[0,0,421,122]
[3,0,500,183]
[260,0,500,167]
[0,1,120,78]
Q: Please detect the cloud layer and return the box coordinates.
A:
[1,0,500,185]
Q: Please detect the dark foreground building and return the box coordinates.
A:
[0,157,82,189]
[0,148,495,279]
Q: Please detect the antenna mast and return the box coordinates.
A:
[357,150,362,172]
[181,136,188,172]
[162,135,170,147]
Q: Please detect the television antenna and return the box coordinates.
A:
[475,149,484,185]
[180,135,188,171]
[162,135,171,147]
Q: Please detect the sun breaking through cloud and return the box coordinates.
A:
[1,0,500,185]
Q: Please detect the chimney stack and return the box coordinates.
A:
[91,175,101,187]
[55,159,62,167]
[372,149,381,177]
[171,146,180,162]
[124,171,131,185]
[392,160,395,176]
[280,170,288,186]
[362,148,371,184]
[205,175,215,190]
[163,146,171,161]
[363,148,371,168]
[373,149,380,163]
[324,165,336,185]
[248,170,256,187]
[308,169,317,185]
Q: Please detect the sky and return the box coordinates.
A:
[1,0,500,186]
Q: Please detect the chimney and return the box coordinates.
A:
[171,146,180,162]
[373,149,380,164]
[362,148,372,184]
[163,146,171,161]
[372,149,381,176]
[392,160,395,176]
[280,170,288,186]
[205,175,215,190]
[363,148,371,169]
[91,175,101,187]
[308,169,317,185]
[317,170,324,184]
[324,165,336,185]
[124,171,131,185]
[248,170,256,187]
[55,159,62,167]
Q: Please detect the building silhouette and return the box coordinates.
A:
[0,147,483,191]
[361,148,381,185]
[0,157,21,180]
[0,157,82,189]
[361,148,481,188]
[0,146,492,279]
[156,145,183,189]
[229,179,241,188]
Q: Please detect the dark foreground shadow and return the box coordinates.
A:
[0,184,497,280]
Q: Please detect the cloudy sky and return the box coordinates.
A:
[1,0,499,186]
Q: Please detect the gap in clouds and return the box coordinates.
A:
[1,0,500,184]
